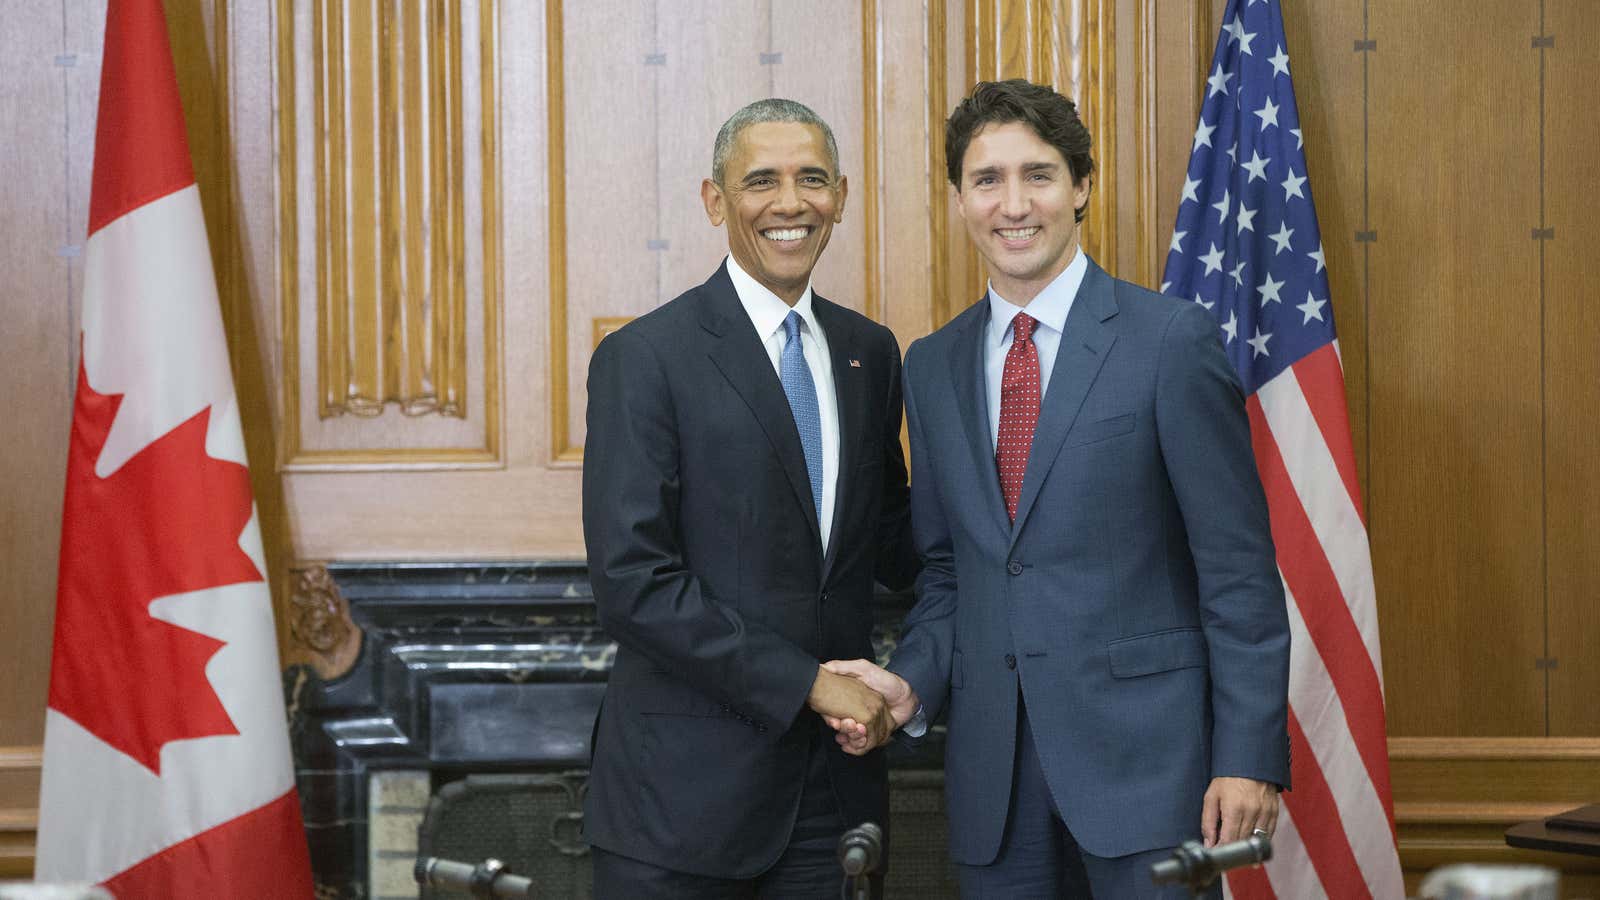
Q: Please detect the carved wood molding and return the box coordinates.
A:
[284,564,362,680]
[0,745,41,879]
[277,0,503,469]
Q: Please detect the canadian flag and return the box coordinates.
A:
[36,1,315,896]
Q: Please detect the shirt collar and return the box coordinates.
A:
[725,254,816,343]
[986,248,1090,345]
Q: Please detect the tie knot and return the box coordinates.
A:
[1012,312,1037,344]
[783,310,803,342]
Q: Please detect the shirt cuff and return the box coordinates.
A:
[902,703,928,738]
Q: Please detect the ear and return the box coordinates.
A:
[1072,175,1093,217]
[832,175,849,223]
[701,178,725,227]
[951,181,970,224]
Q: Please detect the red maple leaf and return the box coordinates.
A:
[49,358,261,774]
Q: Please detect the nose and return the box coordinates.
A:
[772,178,803,214]
[1000,177,1029,219]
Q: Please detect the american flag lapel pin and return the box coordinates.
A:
[848,358,861,367]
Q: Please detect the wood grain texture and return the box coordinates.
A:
[1542,0,1600,738]
[552,0,872,459]
[0,2,73,754]
[280,0,500,468]
[1366,1,1545,736]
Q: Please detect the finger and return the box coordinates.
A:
[1220,796,1252,844]
[1201,788,1221,847]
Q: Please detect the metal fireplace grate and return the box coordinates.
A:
[417,773,592,899]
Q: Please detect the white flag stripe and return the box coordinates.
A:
[1256,366,1383,677]
[1282,580,1406,900]
[1258,806,1332,900]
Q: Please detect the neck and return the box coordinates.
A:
[992,242,1079,307]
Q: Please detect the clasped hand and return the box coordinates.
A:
[805,660,919,755]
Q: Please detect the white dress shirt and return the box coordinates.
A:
[984,248,1090,446]
[725,255,841,554]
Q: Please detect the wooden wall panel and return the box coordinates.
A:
[1543,0,1600,737]
[555,0,873,458]
[0,4,86,868]
[1366,3,1546,736]
[1392,738,1600,896]
[279,0,500,468]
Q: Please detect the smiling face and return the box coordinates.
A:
[701,121,847,304]
[955,120,1092,305]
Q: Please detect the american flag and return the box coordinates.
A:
[1161,1,1404,898]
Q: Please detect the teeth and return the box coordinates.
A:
[997,227,1040,240]
[762,227,809,241]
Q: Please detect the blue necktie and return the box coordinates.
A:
[780,310,824,523]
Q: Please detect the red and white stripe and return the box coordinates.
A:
[1226,342,1404,900]
[36,2,313,896]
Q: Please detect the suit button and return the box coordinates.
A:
[820,591,831,602]
[1007,561,1023,576]
[1005,654,1017,670]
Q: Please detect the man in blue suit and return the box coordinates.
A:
[827,80,1290,898]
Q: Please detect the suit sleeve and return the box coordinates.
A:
[885,341,959,723]
[873,330,918,592]
[1154,302,1292,789]
[582,329,821,734]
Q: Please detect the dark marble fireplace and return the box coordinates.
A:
[284,562,953,899]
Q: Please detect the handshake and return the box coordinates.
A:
[807,659,920,755]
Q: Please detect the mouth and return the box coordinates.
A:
[761,226,813,247]
[995,226,1041,246]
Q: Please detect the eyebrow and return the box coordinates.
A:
[966,161,1060,181]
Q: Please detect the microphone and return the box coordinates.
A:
[838,822,885,876]
[414,856,535,898]
[1150,834,1272,890]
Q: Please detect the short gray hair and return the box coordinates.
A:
[711,98,840,186]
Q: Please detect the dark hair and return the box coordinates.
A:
[945,79,1095,222]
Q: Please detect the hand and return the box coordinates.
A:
[1200,776,1279,847]
[818,659,919,756]
[806,666,895,750]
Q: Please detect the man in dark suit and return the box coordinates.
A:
[581,98,917,898]
[826,80,1290,898]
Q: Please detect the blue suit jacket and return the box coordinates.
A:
[890,259,1290,863]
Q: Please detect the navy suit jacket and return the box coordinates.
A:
[890,259,1290,863]
[581,262,917,878]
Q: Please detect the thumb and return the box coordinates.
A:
[822,658,873,678]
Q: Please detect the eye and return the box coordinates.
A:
[1028,171,1052,183]
[972,175,998,188]
[746,177,776,190]
[800,175,828,187]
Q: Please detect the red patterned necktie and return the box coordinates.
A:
[996,312,1040,522]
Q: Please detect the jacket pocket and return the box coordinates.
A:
[1064,412,1136,448]
[1106,627,1207,678]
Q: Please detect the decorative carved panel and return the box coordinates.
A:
[284,564,361,681]
[278,0,501,469]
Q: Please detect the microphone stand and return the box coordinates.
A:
[1149,834,1273,897]
[838,822,884,900]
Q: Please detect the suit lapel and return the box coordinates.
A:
[812,296,862,582]
[949,304,1011,540]
[1009,261,1119,551]
[699,263,824,554]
